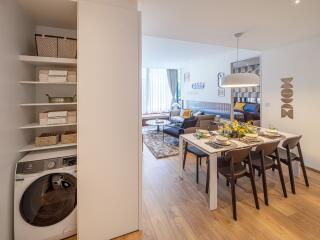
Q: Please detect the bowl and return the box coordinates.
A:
[245,133,258,139]
[266,129,278,134]
[216,135,229,143]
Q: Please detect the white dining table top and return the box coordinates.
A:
[180,128,300,155]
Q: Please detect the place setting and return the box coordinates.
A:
[258,127,286,140]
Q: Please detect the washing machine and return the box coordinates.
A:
[14,147,77,240]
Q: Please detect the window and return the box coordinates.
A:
[142,68,172,114]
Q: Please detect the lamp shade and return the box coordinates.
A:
[221,73,260,88]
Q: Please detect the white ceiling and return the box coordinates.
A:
[17,0,77,29]
[139,0,320,50]
[142,36,260,68]
[142,36,234,68]
[17,0,320,50]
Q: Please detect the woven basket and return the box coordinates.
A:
[35,133,59,147]
[35,35,58,57]
[35,34,77,58]
[58,38,77,58]
[61,131,77,144]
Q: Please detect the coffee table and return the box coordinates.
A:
[145,119,171,141]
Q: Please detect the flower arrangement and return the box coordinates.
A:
[218,120,257,139]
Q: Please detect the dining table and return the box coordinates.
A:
[178,128,301,211]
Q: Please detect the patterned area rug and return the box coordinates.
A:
[143,127,179,159]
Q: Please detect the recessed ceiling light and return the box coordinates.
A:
[294,0,301,4]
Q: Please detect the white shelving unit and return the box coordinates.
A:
[20,102,77,107]
[19,142,77,153]
[19,55,77,67]
[20,55,77,153]
[20,81,77,85]
[20,122,77,129]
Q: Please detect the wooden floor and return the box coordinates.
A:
[68,146,320,240]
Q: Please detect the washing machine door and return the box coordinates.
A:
[20,173,77,227]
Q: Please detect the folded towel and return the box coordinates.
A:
[48,76,67,82]
[47,117,67,125]
[48,111,68,118]
[48,70,68,76]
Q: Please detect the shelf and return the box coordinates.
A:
[19,142,77,153]
[20,81,77,85]
[20,102,77,107]
[20,122,77,129]
[19,55,77,67]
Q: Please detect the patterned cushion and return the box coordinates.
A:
[234,102,246,111]
[180,109,192,118]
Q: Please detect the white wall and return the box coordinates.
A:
[262,36,320,170]
[181,49,260,103]
[0,1,35,239]
[142,36,232,69]
[142,36,259,103]
[78,0,141,239]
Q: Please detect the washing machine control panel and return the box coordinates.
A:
[17,155,77,174]
[63,156,77,166]
[47,160,56,169]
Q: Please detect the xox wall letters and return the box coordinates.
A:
[281,77,294,119]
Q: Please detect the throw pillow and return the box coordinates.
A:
[234,102,246,111]
[180,109,192,118]
[243,104,259,113]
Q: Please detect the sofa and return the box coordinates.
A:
[234,103,260,122]
[171,103,260,123]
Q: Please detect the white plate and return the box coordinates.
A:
[263,131,281,137]
[214,140,231,146]
[245,133,258,139]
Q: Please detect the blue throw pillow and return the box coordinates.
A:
[243,104,259,114]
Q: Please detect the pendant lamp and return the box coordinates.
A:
[221,33,260,88]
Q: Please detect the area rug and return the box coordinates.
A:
[143,127,179,159]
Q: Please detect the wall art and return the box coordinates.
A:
[192,82,205,89]
[217,72,225,97]
[184,72,190,82]
[281,77,293,119]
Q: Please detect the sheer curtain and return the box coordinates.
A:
[142,68,172,114]
[167,69,178,105]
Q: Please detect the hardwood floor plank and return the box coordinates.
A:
[67,146,320,240]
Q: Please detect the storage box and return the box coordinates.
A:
[58,38,77,59]
[39,69,49,82]
[61,132,77,144]
[39,111,67,125]
[39,111,76,125]
[67,111,77,123]
[35,133,59,147]
[35,35,58,57]
[47,76,67,83]
[67,71,77,82]
[35,34,77,59]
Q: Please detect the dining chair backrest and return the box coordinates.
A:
[255,141,280,156]
[282,136,302,150]
[199,120,215,130]
[226,147,252,164]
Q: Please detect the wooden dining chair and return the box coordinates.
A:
[216,147,260,221]
[182,127,209,185]
[273,136,309,194]
[250,141,287,206]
